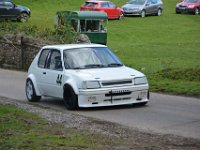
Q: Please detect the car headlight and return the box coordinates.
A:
[188,5,195,8]
[134,77,147,85]
[82,81,100,89]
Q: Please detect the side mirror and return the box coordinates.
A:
[12,3,16,8]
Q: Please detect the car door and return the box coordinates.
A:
[1,2,19,18]
[36,49,64,98]
[0,2,7,18]
[100,2,114,18]
[198,0,200,7]
[108,2,119,18]
[151,0,159,13]
[145,0,154,14]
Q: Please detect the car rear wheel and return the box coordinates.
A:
[63,86,78,110]
[18,12,29,22]
[25,79,41,102]
[194,8,199,15]
[141,10,146,18]
[157,9,162,16]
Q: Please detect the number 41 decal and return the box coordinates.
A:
[56,74,62,85]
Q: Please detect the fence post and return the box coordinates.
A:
[21,36,24,70]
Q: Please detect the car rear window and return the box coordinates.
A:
[84,2,98,7]
[101,2,109,8]
[38,49,50,68]
[184,0,198,2]
[128,0,146,5]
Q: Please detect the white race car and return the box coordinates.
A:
[26,44,149,110]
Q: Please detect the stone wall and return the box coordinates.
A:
[0,34,46,70]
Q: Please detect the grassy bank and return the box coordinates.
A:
[0,104,119,149]
[8,0,200,96]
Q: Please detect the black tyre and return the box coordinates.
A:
[18,12,29,22]
[25,79,41,102]
[194,8,199,15]
[118,12,124,20]
[141,10,146,18]
[63,85,78,110]
[157,9,162,16]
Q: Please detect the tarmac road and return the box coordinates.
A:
[0,68,200,139]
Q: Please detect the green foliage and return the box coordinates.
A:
[54,23,78,43]
[22,25,38,35]
[0,22,77,44]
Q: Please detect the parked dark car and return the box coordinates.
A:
[0,0,30,22]
[176,0,200,15]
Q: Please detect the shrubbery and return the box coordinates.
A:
[0,22,78,44]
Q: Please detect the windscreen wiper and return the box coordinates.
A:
[84,64,105,68]
[107,63,123,67]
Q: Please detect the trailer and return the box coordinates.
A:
[55,11,108,45]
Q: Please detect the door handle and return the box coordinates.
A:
[43,72,46,75]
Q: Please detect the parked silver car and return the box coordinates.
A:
[122,0,163,17]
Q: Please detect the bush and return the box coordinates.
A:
[0,22,78,44]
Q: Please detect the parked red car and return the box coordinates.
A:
[176,0,200,15]
[80,0,124,19]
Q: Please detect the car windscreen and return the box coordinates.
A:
[63,47,123,69]
[128,0,146,5]
[84,2,98,7]
[184,0,198,2]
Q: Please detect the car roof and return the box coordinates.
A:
[42,43,107,51]
[86,0,110,3]
[56,11,108,20]
[0,0,12,2]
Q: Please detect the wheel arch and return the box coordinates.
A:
[27,74,41,96]
[141,9,146,17]
[17,11,29,17]
[21,11,30,16]
[63,80,79,96]
[63,83,79,110]
[118,11,124,19]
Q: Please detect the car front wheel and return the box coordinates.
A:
[63,85,78,110]
[18,12,29,22]
[176,10,181,14]
[157,9,162,16]
[25,79,41,102]
[118,12,124,20]
[141,10,146,17]
[194,8,199,15]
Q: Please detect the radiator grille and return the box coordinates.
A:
[101,80,132,86]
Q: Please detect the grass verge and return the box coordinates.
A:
[0,104,118,149]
